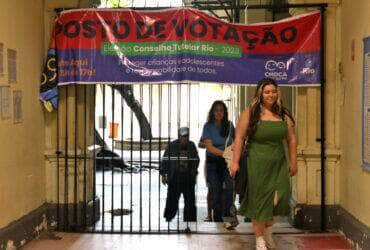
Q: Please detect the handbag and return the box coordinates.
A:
[222,123,249,229]
[223,121,234,169]
[223,122,247,179]
[222,121,240,229]
[234,143,248,198]
[223,140,248,197]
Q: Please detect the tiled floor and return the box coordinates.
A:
[23,232,353,250]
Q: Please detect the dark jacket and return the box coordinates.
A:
[159,139,200,183]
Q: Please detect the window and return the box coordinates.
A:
[0,43,3,76]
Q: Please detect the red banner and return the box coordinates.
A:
[53,8,320,54]
[40,8,321,111]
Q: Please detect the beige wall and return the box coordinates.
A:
[0,0,45,228]
[289,0,370,226]
[0,0,83,230]
[340,0,370,226]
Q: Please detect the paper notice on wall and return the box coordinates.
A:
[0,86,11,120]
[362,36,370,169]
[13,90,22,124]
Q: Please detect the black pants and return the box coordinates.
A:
[206,156,233,222]
[164,171,196,222]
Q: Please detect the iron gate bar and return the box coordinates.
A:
[92,85,97,232]
[234,0,241,23]
[319,6,326,232]
[189,2,327,11]
[166,83,171,232]
[54,3,328,21]
[111,85,115,232]
[103,3,330,11]
[83,85,87,228]
[193,4,226,21]
[149,84,153,232]
[74,84,78,229]
[139,85,143,232]
[64,86,69,230]
[102,84,106,230]
[56,89,60,230]
[187,84,190,232]
[188,83,195,232]
[120,84,124,232]
[216,0,233,21]
[129,99,133,233]
[158,85,162,232]
[177,84,181,232]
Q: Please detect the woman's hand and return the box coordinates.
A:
[289,164,298,176]
[198,140,206,149]
[229,161,240,178]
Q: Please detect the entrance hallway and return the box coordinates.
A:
[24,232,352,250]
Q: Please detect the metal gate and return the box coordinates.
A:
[51,2,328,234]
[54,83,236,233]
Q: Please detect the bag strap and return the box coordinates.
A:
[225,121,233,150]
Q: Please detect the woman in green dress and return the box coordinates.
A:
[229,78,297,250]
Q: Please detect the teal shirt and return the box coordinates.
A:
[201,121,234,158]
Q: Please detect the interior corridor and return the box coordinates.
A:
[23,232,352,250]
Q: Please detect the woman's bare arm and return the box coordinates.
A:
[204,139,224,157]
[286,115,298,176]
[229,108,250,176]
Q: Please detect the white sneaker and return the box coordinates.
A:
[264,226,276,249]
[256,236,267,250]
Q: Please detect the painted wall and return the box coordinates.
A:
[340,0,370,226]
[0,0,45,229]
[0,0,82,231]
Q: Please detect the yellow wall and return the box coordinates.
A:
[0,0,88,231]
[0,0,45,228]
[340,0,370,226]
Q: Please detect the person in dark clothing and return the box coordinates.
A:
[201,100,234,222]
[160,127,200,222]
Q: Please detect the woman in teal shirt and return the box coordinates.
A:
[201,100,234,222]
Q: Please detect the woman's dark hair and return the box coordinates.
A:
[246,78,295,139]
[207,100,230,137]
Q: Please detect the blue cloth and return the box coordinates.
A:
[39,49,58,110]
[201,121,234,158]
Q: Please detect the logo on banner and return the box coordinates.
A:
[264,60,288,80]
[301,58,316,75]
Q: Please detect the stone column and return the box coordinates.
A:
[45,85,99,228]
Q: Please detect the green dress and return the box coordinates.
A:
[239,120,290,221]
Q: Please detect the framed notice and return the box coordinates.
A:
[0,86,11,120]
[362,36,370,170]
[13,90,22,124]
